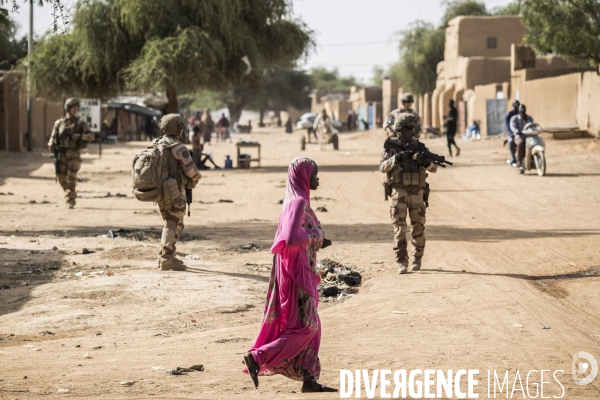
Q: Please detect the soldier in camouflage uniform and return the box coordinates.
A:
[384,93,422,139]
[380,113,437,274]
[47,98,95,208]
[154,114,202,271]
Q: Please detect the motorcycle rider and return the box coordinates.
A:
[384,93,421,138]
[505,100,520,167]
[509,104,534,174]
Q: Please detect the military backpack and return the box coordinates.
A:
[131,138,180,203]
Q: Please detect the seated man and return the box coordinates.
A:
[464,120,481,140]
[191,126,221,170]
[509,104,534,173]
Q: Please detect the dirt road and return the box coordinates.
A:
[1,129,599,399]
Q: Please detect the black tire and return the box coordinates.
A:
[300,136,306,151]
[331,133,339,150]
[534,152,546,176]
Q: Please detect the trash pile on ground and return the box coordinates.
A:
[101,229,205,242]
[317,258,362,302]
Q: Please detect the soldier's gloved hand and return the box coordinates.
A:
[321,238,332,249]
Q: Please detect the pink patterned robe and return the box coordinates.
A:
[245,157,324,381]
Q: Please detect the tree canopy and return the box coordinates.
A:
[521,0,600,66]
[388,0,520,96]
[441,0,489,27]
[29,0,313,114]
[308,67,359,91]
[389,21,445,96]
[0,13,27,69]
[1,0,66,33]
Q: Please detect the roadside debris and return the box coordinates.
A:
[167,368,188,376]
[185,254,200,260]
[317,258,362,300]
[239,243,262,251]
[57,388,70,393]
[120,381,135,386]
[315,206,328,212]
[39,330,54,335]
[82,248,95,254]
[543,325,551,330]
[218,199,234,203]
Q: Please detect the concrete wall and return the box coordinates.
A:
[4,72,22,151]
[0,71,63,151]
[382,78,399,120]
[577,72,600,137]
[445,16,524,60]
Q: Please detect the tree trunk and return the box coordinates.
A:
[226,86,249,124]
[258,109,265,127]
[166,84,179,114]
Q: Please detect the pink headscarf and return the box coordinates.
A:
[270,157,317,254]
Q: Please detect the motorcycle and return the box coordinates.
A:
[519,122,546,176]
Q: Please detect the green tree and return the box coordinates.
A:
[492,0,521,15]
[388,22,445,95]
[371,65,385,87]
[247,66,311,125]
[0,15,27,69]
[1,1,67,33]
[388,0,497,96]
[29,0,313,116]
[309,67,359,91]
[521,0,600,66]
[441,0,489,26]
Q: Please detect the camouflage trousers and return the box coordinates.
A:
[56,149,82,207]
[157,195,187,262]
[389,187,426,262]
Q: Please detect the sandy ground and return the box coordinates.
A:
[1,128,599,399]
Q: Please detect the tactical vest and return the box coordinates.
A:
[384,138,428,189]
[57,117,88,151]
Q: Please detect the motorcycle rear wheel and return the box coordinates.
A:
[534,152,546,176]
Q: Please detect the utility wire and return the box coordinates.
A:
[320,40,395,47]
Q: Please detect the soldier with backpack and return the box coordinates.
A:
[131,114,202,271]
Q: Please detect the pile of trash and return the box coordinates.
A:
[317,258,362,302]
[102,229,205,242]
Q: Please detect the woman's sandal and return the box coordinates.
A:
[301,381,338,393]
[243,353,259,389]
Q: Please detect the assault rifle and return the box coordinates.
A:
[383,138,453,168]
[185,188,192,217]
[53,126,60,183]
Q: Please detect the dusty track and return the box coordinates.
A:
[1,129,599,399]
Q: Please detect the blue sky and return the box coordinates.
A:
[11,0,513,83]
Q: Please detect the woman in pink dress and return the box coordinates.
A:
[243,157,336,393]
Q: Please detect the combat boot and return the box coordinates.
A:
[408,258,421,272]
[159,256,186,271]
[397,259,408,275]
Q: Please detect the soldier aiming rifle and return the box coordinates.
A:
[379,112,451,274]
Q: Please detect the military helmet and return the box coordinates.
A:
[64,98,80,112]
[401,93,414,103]
[159,114,186,138]
[394,112,417,132]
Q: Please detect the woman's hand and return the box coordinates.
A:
[321,238,332,249]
